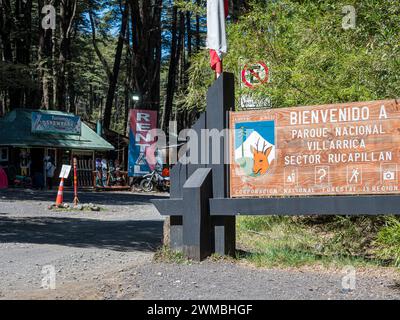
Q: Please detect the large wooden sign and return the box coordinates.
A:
[229,99,400,197]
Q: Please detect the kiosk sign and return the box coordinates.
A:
[230,99,400,197]
[32,112,81,135]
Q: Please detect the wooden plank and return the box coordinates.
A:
[210,195,400,216]
[182,168,213,261]
[229,99,400,197]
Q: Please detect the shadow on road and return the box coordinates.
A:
[0,216,163,252]
[0,189,167,206]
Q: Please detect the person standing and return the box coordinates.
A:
[44,156,56,190]
[20,149,31,177]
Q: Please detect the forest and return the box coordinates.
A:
[0,0,399,134]
[0,0,246,135]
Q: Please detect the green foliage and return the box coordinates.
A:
[0,62,38,91]
[185,0,400,112]
[375,217,400,267]
[319,216,384,258]
[237,216,326,268]
[236,216,397,268]
[238,216,291,232]
[176,51,214,112]
[176,0,206,14]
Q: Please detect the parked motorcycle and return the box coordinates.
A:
[140,169,170,192]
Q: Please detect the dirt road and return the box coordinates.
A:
[0,189,164,299]
[0,189,399,300]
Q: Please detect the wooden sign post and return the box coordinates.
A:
[153,73,400,261]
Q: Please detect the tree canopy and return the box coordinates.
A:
[1,0,399,133]
[185,0,400,113]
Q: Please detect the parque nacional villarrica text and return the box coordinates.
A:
[229,99,400,197]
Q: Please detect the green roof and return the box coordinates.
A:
[0,109,114,151]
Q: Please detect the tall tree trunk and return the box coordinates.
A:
[0,0,13,113]
[124,20,132,136]
[102,0,129,130]
[185,9,191,85]
[67,67,76,113]
[9,0,33,108]
[0,0,13,62]
[179,12,185,87]
[56,0,77,111]
[67,27,77,113]
[129,0,162,113]
[186,10,192,59]
[195,0,201,51]
[88,84,93,116]
[52,18,58,108]
[89,10,112,79]
[162,6,178,132]
[38,0,54,110]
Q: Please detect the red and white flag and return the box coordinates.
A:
[207,0,228,76]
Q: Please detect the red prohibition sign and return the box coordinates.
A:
[241,61,269,89]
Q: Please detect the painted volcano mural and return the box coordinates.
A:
[234,120,276,177]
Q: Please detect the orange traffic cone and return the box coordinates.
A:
[55,177,65,207]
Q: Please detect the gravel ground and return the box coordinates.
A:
[132,262,400,300]
[1,189,400,300]
[0,189,165,299]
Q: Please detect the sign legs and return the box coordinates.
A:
[182,168,214,261]
[181,168,235,261]
[157,72,237,261]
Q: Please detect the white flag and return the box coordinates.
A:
[207,0,228,71]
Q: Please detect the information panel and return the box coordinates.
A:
[229,99,400,197]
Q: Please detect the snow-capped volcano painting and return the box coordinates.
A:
[234,120,276,176]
